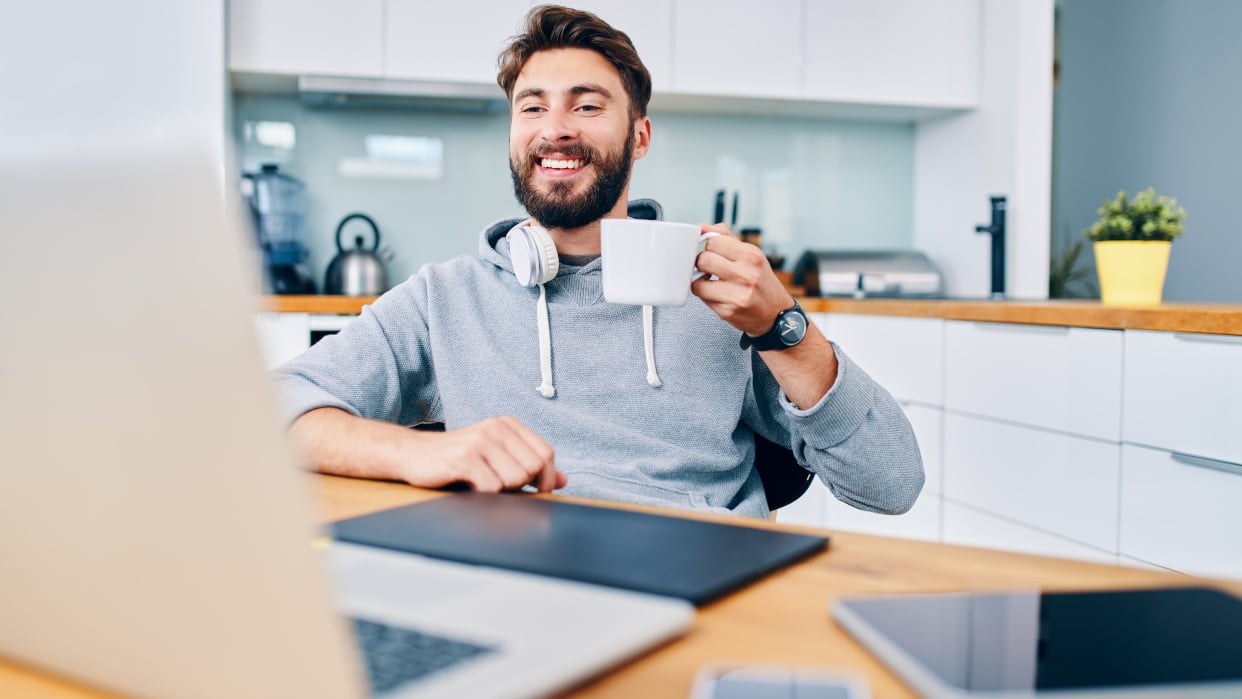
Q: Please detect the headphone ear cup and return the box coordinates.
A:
[507,225,559,287]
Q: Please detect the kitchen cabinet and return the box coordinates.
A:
[253,312,354,369]
[385,0,528,84]
[228,0,984,114]
[1122,330,1242,465]
[228,0,384,77]
[816,313,944,405]
[944,321,1123,441]
[942,501,1117,566]
[556,1,674,92]
[670,0,803,99]
[1119,444,1242,580]
[942,412,1119,553]
[803,0,980,107]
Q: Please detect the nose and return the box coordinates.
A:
[538,108,578,143]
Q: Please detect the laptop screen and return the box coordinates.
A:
[834,587,1242,696]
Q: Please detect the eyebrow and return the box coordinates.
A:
[514,84,614,102]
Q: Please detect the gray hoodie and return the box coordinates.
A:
[274,205,923,519]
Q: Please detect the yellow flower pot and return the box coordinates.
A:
[1093,240,1171,305]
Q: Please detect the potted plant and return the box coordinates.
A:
[1084,187,1186,305]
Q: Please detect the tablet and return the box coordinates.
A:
[332,491,828,606]
[833,587,1242,698]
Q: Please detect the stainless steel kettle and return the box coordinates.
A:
[324,213,389,296]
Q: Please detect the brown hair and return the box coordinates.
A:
[497,4,652,120]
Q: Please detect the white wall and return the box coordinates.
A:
[1,1,227,179]
[913,0,1054,299]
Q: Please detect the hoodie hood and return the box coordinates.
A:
[477,199,666,400]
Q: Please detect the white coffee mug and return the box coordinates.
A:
[600,219,718,306]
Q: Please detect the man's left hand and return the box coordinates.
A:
[691,223,794,336]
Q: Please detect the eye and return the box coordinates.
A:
[519,104,545,114]
[576,104,602,113]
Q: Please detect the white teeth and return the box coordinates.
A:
[540,158,583,169]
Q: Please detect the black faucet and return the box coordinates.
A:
[975,195,1007,298]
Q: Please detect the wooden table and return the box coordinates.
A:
[6,474,1241,699]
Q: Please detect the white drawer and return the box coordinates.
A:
[1123,330,1242,464]
[943,501,1118,565]
[253,312,310,370]
[776,476,826,529]
[1119,444,1242,580]
[943,413,1120,552]
[826,489,941,542]
[814,313,944,405]
[905,404,942,494]
[944,321,1123,441]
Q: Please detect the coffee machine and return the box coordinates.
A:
[240,164,316,294]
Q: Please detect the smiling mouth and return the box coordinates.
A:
[540,158,585,169]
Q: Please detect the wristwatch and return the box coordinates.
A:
[740,302,808,351]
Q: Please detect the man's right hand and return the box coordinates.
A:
[288,408,566,493]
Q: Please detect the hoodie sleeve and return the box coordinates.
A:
[745,342,925,514]
[270,278,442,428]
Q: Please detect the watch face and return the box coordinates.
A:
[777,310,807,346]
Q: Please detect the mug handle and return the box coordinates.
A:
[691,231,721,282]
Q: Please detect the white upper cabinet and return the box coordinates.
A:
[670,0,803,99]
[559,1,674,93]
[804,0,980,107]
[228,0,384,77]
[228,0,982,112]
[385,0,528,85]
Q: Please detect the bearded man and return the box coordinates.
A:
[276,5,924,519]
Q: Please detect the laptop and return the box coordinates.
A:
[0,147,693,699]
[833,587,1242,698]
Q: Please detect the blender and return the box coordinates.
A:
[240,164,316,294]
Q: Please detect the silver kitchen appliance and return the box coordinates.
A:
[324,212,389,296]
[793,250,943,298]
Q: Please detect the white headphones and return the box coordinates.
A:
[506,224,559,287]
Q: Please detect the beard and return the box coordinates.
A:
[510,128,636,230]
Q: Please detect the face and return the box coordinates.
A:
[509,48,651,231]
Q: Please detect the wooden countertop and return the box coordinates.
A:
[261,294,1242,336]
[798,297,1242,335]
[8,473,1241,699]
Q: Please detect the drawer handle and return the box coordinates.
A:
[1170,451,1242,478]
[972,322,1069,334]
[1173,332,1242,345]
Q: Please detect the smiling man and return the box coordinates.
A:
[275,5,924,519]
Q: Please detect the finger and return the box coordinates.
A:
[699,222,740,238]
[482,418,556,491]
[461,458,504,493]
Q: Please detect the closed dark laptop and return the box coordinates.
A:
[332,492,829,606]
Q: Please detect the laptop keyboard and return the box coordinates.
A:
[351,617,496,694]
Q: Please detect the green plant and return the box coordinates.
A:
[1049,225,1097,299]
[1083,187,1187,242]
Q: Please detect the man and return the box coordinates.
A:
[276,5,923,519]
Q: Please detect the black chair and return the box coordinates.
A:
[753,432,814,512]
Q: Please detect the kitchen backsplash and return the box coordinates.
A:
[233,94,915,287]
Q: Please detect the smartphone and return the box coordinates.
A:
[689,662,870,699]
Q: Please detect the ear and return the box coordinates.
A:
[631,116,652,161]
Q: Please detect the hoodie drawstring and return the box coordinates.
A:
[534,284,556,398]
[531,287,662,397]
[643,304,662,387]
